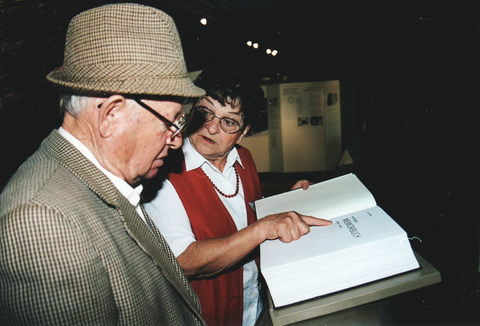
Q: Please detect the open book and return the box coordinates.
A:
[255,173,419,308]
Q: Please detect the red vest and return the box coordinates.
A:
[167,146,262,326]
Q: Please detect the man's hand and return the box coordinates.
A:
[258,212,332,243]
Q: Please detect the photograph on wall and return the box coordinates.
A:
[310,116,323,126]
[297,117,309,126]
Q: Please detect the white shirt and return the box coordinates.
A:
[58,128,146,221]
[143,138,262,326]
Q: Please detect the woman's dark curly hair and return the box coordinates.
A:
[192,68,265,127]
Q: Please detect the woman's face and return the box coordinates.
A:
[188,96,250,170]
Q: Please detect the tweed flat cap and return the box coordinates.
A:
[47,3,205,98]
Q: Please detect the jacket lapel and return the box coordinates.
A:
[117,197,203,317]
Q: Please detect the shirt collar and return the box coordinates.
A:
[183,137,244,173]
[58,127,143,207]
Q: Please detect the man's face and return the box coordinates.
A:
[118,98,183,185]
[188,96,250,169]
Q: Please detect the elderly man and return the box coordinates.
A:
[0,3,207,325]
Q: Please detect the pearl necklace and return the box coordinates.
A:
[205,164,239,198]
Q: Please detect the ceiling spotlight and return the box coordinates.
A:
[247,41,252,46]
[200,18,207,25]
[266,49,272,54]
[253,43,259,49]
[271,50,278,56]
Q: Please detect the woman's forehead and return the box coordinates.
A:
[197,96,243,113]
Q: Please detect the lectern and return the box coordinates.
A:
[258,252,441,326]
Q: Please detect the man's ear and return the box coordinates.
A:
[96,95,127,137]
[236,124,251,144]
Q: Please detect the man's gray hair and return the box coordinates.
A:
[59,94,94,117]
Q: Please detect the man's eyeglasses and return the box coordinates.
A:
[131,98,186,138]
[98,97,186,138]
[191,105,243,134]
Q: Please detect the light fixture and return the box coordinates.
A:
[253,43,259,49]
[247,41,252,46]
[200,18,207,25]
[266,49,272,54]
[271,50,278,56]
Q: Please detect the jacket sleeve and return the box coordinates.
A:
[0,204,118,325]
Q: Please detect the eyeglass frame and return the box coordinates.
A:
[98,96,186,138]
[191,105,244,134]
[131,97,186,138]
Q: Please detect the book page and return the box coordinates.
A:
[260,206,410,268]
[255,173,376,220]
[261,206,420,307]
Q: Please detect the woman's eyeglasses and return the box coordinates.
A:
[191,105,243,134]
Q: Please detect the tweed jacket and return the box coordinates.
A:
[0,130,206,326]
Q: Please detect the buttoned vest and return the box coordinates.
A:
[167,146,262,326]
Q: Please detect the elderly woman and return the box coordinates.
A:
[144,68,331,326]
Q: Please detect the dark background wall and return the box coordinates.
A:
[1,1,479,324]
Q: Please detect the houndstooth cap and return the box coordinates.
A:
[47,3,205,98]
